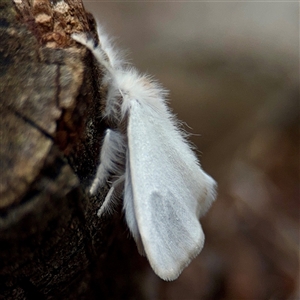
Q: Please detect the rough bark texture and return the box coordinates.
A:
[0,0,145,298]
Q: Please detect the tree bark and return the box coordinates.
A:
[0,0,145,298]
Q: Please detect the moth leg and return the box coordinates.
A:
[97,175,125,217]
[90,129,126,195]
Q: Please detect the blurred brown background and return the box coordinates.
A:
[83,2,299,299]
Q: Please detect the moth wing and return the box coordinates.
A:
[126,99,216,281]
[123,157,146,255]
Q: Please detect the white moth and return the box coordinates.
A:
[72,22,217,281]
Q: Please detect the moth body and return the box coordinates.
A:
[72,23,217,281]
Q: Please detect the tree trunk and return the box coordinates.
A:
[0,0,145,298]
